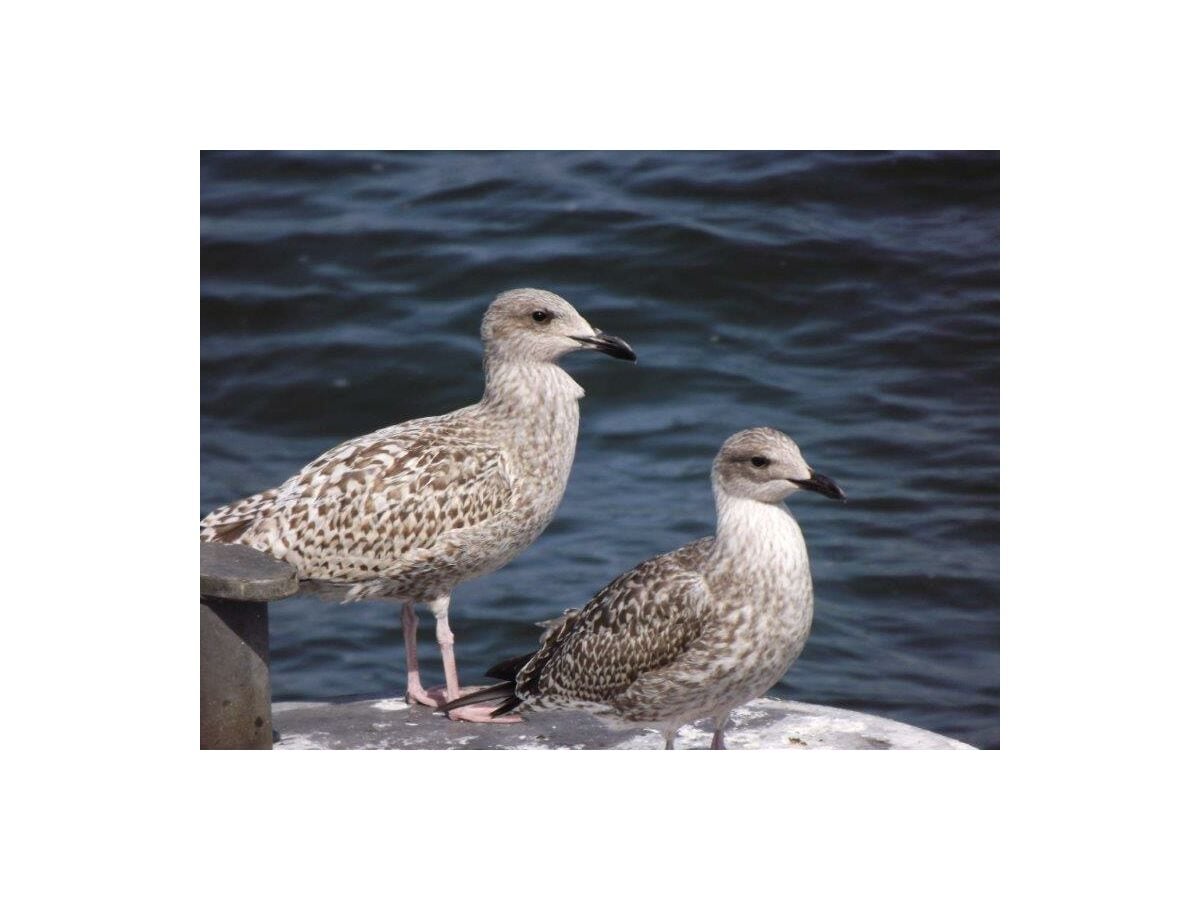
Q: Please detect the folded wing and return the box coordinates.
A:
[200,415,515,586]
[517,538,716,708]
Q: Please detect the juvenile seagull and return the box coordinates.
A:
[441,427,845,746]
[201,288,635,722]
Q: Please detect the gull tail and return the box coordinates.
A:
[486,652,536,682]
[437,684,517,715]
[436,652,536,718]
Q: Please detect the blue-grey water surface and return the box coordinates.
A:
[200,150,999,749]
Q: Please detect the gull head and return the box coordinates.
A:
[481,288,636,364]
[712,427,846,504]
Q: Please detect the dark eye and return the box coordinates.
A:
[531,310,552,323]
[750,456,769,468]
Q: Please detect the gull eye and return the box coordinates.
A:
[750,456,769,468]
[531,310,552,323]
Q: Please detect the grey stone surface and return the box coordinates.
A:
[200,541,296,748]
[201,598,272,749]
[272,695,977,750]
[200,540,298,602]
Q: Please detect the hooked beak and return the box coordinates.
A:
[572,332,637,362]
[790,472,846,501]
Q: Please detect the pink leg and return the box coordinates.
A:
[431,597,520,724]
[403,602,445,707]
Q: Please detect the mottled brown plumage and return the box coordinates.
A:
[445,428,847,747]
[201,288,636,721]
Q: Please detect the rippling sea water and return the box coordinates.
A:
[200,150,999,749]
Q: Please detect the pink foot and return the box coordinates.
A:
[446,703,522,724]
[406,684,448,708]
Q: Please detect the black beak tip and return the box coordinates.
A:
[577,333,637,362]
[794,473,846,501]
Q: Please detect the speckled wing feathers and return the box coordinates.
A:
[200,488,281,543]
[201,413,517,596]
[516,538,716,710]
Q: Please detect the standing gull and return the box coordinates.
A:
[441,428,846,747]
[201,289,636,722]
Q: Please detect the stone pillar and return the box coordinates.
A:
[200,541,298,749]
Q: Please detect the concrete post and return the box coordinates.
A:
[200,541,298,749]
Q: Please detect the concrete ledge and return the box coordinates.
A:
[200,541,298,602]
[272,695,976,750]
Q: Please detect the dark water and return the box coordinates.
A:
[201,150,999,749]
